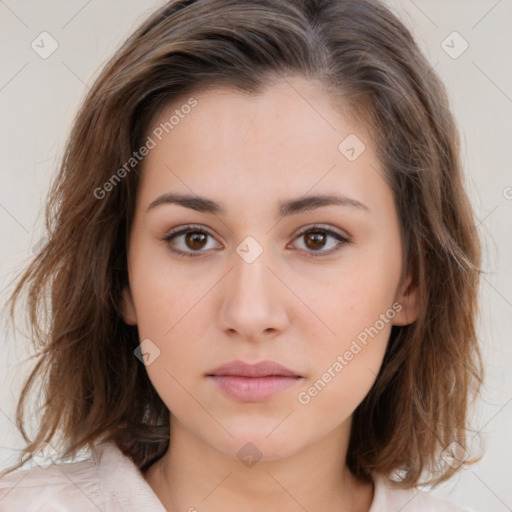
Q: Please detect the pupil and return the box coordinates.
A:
[306,232,325,250]
[186,232,207,250]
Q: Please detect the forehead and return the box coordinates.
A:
[135,77,388,216]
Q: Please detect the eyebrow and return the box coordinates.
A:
[146,192,369,217]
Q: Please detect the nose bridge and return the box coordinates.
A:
[231,237,274,306]
[217,236,288,337]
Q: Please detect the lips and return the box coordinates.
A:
[206,360,303,402]
[207,360,301,378]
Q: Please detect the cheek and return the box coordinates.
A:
[129,245,212,337]
[289,246,400,403]
[295,321,391,429]
[138,318,211,422]
[295,252,400,349]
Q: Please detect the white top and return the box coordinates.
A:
[0,441,473,511]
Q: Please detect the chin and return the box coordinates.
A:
[208,429,304,465]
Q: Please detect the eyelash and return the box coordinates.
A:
[162,224,350,259]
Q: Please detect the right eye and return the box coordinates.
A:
[162,224,222,258]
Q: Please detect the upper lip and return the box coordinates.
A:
[207,360,301,378]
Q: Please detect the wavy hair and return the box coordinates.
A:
[1,0,482,487]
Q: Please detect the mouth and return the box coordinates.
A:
[206,360,304,402]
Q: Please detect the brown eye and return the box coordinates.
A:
[184,231,208,250]
[304,231,328,250]
[163,225,222,258]
[291,226,350,257]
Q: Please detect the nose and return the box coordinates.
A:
[216,243,289,342]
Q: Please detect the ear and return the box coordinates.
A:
[392,271,420,326]
[120,285,138,326]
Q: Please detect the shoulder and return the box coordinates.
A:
[370,474,475,512]
[0,441,166,512]
[0,448,103,511]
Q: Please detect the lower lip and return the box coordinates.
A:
[208,375,302,402]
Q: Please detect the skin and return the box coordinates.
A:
[121,76,419,512]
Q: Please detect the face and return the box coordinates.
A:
[121,76,419,462]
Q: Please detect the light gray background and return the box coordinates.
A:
[1,1,511,510]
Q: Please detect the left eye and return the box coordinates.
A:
[290,226,350,257]
[162,224,350,258]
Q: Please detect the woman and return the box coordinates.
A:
[0,0,482,510]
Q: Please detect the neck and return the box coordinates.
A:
[143,416,374,512]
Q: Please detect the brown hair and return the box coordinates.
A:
[1,0,482,487]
